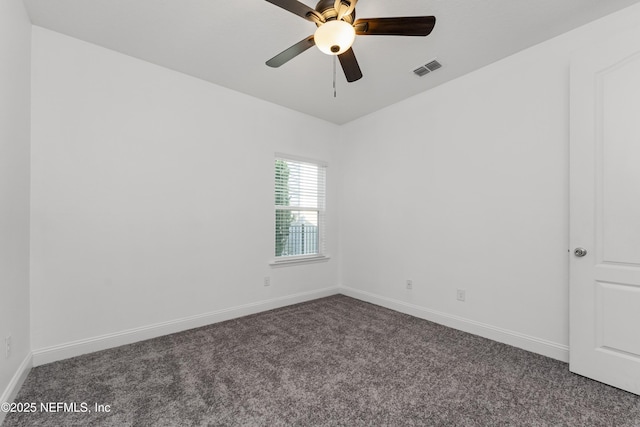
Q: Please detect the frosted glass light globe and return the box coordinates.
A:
[314,20,356,55]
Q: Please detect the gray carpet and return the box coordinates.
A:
[3,295,640,426]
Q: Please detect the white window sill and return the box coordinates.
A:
[270,255,330,268]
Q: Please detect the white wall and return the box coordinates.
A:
[30,27,341,362]
[339,3,640,361]
[0,0,32,414]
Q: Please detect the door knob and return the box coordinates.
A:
[574,247,588,257]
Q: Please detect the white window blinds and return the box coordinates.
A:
[275,155,326,259]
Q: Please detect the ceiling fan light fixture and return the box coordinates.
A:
[314,20,355,55]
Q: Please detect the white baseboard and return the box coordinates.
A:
[32,286,340,367]
[339,286,569,362]
[0,352,33,426]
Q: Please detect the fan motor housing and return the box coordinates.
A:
[315,0,355,24]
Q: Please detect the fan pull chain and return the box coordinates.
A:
[333,55,337,98]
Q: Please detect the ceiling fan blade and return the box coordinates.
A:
[338,48,362,82]
[266,36,316,68]
[265,0,322,22]
[354,16,436,36]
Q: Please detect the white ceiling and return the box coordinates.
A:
[23,0,640,124]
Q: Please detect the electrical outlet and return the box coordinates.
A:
[456,289,466,302]
[5,336,11,359]
[264,276,271,287]
[406,280,413,290]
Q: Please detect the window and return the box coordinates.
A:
[274,154,327,262]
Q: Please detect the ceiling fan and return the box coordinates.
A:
[264,0,436,83]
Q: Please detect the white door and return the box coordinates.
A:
[570,25,640,395]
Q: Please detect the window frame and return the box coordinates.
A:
[271,153,329,267]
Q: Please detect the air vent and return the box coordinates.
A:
[413,59,442,77]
